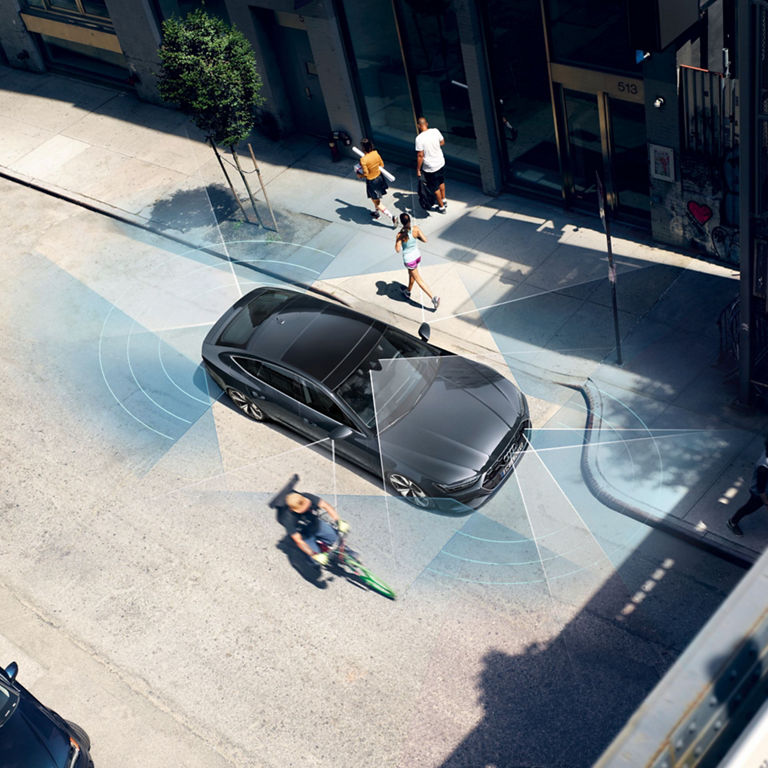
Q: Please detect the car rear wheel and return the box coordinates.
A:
[388,473,431,508]
[227,388,266,421]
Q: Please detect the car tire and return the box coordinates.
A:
[65,720,91,751]
[227,388,266,421]
[388,473,432,508]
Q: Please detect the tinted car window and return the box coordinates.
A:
[218,289,293,347]
[232,356,261,378]
[257,363,303,400]
[301,380,354,427]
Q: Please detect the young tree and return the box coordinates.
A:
[158,8,265,221]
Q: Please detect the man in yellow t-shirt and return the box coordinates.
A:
[356,138,397,226]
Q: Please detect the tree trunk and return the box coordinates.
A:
[209,137,249,221]
[230,144,263,227]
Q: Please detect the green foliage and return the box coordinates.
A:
[158,9,264,146]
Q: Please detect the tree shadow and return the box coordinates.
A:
[146,183,243,234]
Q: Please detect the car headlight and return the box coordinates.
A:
[66,737,81,768]
[435,475,479,493]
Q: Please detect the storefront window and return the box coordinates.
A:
[485,0,561,196]
[339,0,413,150]
[38,32,127,80]
[23,0,109,19]
[393,0,477,168]
[340,0,477,169]
[546,0,640,74]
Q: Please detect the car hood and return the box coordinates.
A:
[0,699,71,768]
[378,356,526,483]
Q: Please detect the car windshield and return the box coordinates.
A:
[336,327,440,429]
[0,679,18,728]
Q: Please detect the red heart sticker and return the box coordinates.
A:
[687,201,713,225]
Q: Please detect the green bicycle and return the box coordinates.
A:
[318,532,396,601]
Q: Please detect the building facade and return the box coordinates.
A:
[0,0,742,267]
[0,0,741,262]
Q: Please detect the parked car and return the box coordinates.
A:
[0,661,93,767]
[202,287,530,511]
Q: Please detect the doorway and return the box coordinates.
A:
[258,10,330,137]
[554,66,649,221]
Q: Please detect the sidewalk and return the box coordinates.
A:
[1,63,766,564]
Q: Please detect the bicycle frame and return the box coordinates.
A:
[319,532,396,600]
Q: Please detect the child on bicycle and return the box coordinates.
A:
[285,492,349,568]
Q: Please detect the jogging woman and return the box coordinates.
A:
[395,212,439,310]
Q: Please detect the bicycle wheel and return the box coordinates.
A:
[343,554,396,600]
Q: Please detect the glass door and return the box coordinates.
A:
[563,89,602,210]
[557,75,650,221]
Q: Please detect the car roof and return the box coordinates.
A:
[245,290,387,389]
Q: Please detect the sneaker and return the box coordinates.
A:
[432,296,440,309]
[401,287,411,299]
[727,518,743,536]
[392,214,398,227]
[442,199,448,208]
[370,211,380,219]
[437,205,446,213]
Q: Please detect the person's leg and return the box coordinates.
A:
[314,519,339,549]
[402,268,415,298]
[731,493,764,524]
[374,195,395,224]
[410,267,434,301]
[438,181,447,206]
[370,196,381,218]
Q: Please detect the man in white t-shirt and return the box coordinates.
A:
[415,116,447,212]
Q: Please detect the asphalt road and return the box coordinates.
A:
[0,178,746,768]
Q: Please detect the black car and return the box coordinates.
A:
[202,287,530,511]
[0,662,93,768]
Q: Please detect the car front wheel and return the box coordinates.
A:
[388,473,432,508]
[227,388,266,421]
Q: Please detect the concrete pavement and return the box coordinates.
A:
[1,63,765,564]
[0,64,765,768]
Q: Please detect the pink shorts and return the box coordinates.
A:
[405,257,421,270]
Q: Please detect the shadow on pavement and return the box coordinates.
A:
[436,527,745,768]
[147,184,240,233]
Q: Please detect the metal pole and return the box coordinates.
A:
[596,171,622,365]
[247,143,279,235]
[737,0,754,405]
[230,145,264,228]
[209,138,249,221]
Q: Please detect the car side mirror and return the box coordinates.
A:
[418,322,431,342]
[330,425,353,441]
[5,662,18,681]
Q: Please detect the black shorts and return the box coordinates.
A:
[423,167,445,191]
[366,174,388,199]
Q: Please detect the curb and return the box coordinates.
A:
[0,165,347,307]
[575,378,757,568]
